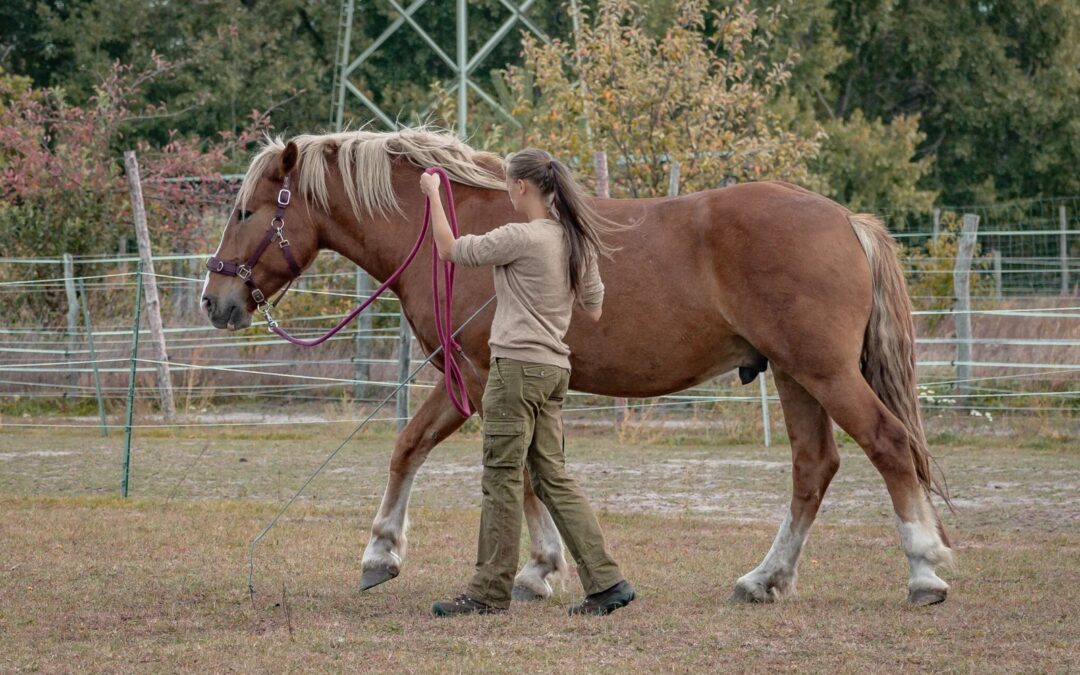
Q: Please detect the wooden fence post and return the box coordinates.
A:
[1061,205,1070,295]
[124,150,176,422]
[78,278,108,437]
[932,208,941,241]
[594,150,629,426]
[62,253,79,398]
[991,249,1002,300]
[953,213,980,396]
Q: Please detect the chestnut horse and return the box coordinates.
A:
[202,129,953,606]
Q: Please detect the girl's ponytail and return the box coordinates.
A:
[506,149,620,295]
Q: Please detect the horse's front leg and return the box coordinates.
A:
[361,376,471,590]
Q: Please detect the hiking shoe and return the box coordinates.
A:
[568,580,636,616]
[431,594,506,617]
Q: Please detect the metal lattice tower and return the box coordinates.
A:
[332,0,549,137]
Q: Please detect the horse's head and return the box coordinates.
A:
[202,141,320,330]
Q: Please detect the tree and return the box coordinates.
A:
[0,57,269,265]
[492,0,821,198]
[811,110,936,213]
[3,0,330,149]
[828,0,1080,203]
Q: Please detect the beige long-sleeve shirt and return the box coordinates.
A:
[451,218,604,370]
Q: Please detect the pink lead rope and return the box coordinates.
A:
[267,167,472,418]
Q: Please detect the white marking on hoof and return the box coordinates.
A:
[907,585,948,606]
[898,516,954,605]
[513,559,556,601]
[731,510,807,603]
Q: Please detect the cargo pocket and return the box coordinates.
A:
[521,365,556,403]
[482,418,526,468]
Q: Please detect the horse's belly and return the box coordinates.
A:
[568,324,753,398]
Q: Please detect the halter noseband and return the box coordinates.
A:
[206,174,303,328]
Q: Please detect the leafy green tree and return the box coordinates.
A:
[828,0,1080,203]
[488,0,821,198]
[1,0,333,154]
[811,110,936,213]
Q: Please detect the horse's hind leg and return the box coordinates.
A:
[511,474,568,601]
[805,370,953,605]
[361,377,472,590]
[730,368,840,603]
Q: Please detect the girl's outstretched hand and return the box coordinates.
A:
[419,172,442,197]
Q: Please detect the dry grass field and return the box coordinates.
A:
[1,419,1077,673]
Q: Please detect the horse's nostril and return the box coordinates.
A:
[202,295,215,313]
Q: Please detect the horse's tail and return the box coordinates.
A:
[848,213,952,511]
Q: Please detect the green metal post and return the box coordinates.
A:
[457,0,467,138]
[121,262,144,498]
[78,278,108,437]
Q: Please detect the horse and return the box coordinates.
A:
[201,128,954,606]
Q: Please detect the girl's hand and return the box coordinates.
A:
[419,172,442,196]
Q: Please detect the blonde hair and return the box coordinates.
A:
[237,127,505,220]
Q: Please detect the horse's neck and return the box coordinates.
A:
[319,166,428,287]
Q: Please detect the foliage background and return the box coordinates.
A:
[1,0,1078,257]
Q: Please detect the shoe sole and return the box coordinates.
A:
[568,590,636,616]
[432,604,507,617]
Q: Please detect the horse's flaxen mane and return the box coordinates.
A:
[237,128,506,220]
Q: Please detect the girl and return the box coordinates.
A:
[423,149,635,617]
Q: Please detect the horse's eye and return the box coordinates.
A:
[237,209,254,222]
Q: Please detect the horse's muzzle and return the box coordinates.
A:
[203,294,251,331]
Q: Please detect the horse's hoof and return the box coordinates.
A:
[727,581,773,604]
[360,566,399,591]
[511,585,546,602]
[907,586,947,606]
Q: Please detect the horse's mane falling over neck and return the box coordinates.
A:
[236,128,507,222]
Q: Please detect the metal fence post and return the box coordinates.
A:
[122,262,145,498]
[354,269,373,400]
[78,278,108,437]
[953,214,980,396]
[759,372,771,448]
[396,316,412,432]
[62,253,79,398]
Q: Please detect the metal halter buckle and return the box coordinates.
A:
[237,264,252,280]
[251,288,266,304]
[277,236,290,248]
[277,188,292,206]
[257,302,279,329]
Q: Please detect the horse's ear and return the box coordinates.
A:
[278,141,299,179]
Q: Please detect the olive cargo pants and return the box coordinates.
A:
[467,358,624,609]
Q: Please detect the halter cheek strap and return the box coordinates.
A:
[206,175,303,326]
